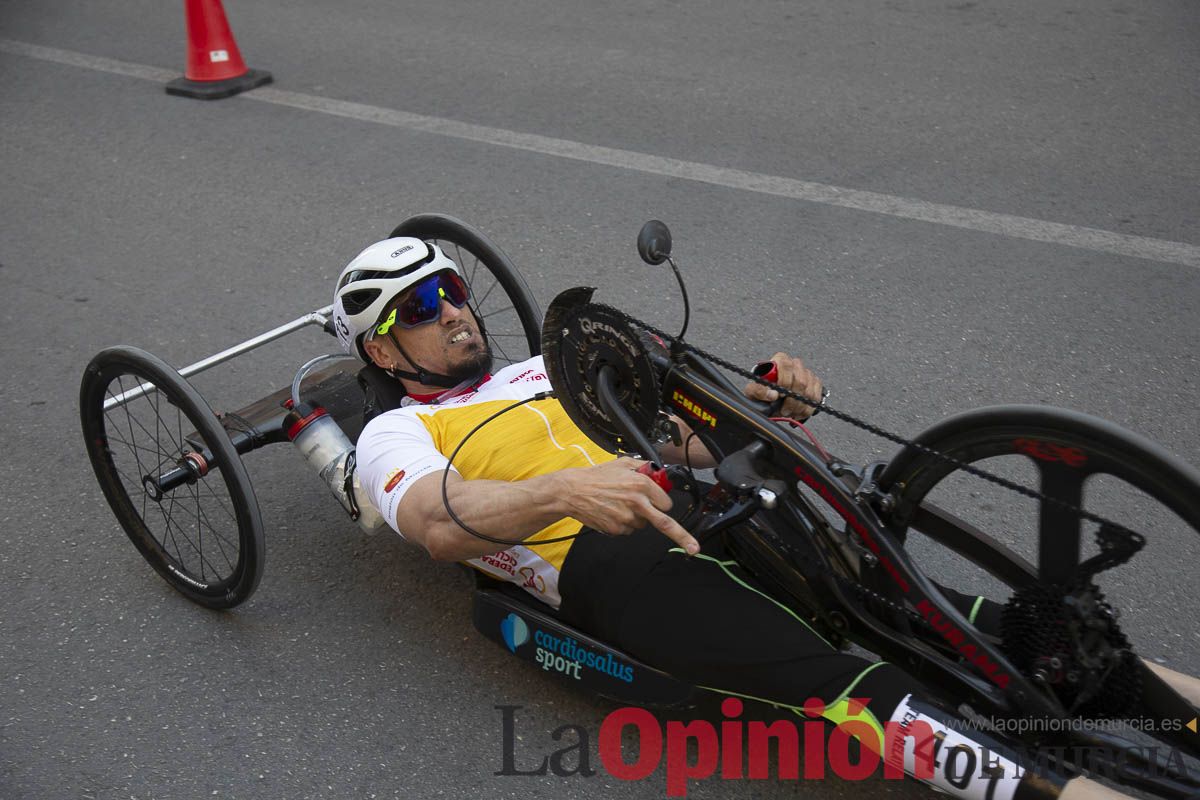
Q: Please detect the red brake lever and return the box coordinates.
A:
[637,462,674,492]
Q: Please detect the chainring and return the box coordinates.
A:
[541,287,662,454]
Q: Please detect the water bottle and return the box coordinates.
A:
[287,404,387,534]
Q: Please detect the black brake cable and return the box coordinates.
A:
[440,389,704,547]
[440,391,597,547]
[439,304,1138,555]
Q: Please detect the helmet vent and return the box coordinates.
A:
[340,288,382,316]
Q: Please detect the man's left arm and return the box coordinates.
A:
[657,352,824,468]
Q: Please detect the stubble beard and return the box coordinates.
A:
[445,339,494,382]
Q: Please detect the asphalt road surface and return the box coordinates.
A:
[1,1,1198,798]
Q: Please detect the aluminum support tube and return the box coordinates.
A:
[103,306,335,410]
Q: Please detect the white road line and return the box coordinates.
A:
[5,37,1199,269]
[1,39,176,82]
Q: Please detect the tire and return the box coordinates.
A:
[878,405,1200,573]
[876,404,1200,743]
[390,213,542,369]
[80,346,265,609]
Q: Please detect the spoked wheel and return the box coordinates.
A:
[390,213,542,370]
[81,346,264,609]
[878,405,1200,792]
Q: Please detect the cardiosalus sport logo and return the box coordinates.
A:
[500,612,529,652]
[500,613,634,683]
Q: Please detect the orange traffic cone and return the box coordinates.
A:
[165,0,272,99]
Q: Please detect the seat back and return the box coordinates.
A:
[357,363,409,430]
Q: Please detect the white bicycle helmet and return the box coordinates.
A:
[331,237,464,363]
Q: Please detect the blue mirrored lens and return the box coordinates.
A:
[397,271,470,327]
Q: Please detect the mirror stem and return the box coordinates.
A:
[666,255,691,342]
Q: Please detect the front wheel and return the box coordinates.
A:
[878,405,1200,767]
[80,346,265,609]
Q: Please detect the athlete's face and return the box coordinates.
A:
[364,290,492,385]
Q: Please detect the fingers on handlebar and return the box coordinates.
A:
[780,398,816,421]
[615,458,698,554]
[743,379,780,403]
[746,353,823,421]
[642,479,674,513]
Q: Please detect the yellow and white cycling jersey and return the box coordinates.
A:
[356,356,615,608]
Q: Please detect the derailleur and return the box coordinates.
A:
[1078,521,1146,581]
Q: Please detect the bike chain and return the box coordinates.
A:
[589,302,1144,569]
[846,575,933,629]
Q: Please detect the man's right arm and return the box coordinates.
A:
[394,458,700,562]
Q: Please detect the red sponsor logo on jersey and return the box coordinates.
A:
[509,369,547,384]
[518,566,547,594]
[1013,438,1087,466]
[482,550,518,576]
[384,469,406,493]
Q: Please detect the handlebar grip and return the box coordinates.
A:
[753,361,779,383]
[637,462,675,492]
[753,361,786,416]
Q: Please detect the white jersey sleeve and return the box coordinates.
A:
[355,411,460,538]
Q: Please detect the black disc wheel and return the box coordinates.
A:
[81,346,264,609]
[390,213,542,370]
[879,404,1200,595]
[877,405,1200,765]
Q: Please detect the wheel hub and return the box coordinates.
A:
[142,474,164,502]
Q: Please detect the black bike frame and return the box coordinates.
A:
[648,349,1066,721]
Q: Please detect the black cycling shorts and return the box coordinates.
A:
[557,523,915,714]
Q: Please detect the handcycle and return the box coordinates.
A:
[79,214,1200,799]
